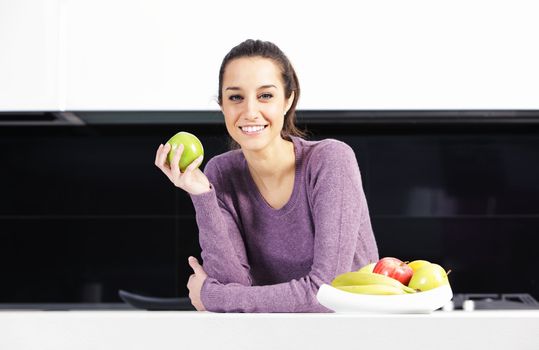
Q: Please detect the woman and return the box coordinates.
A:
[154,39,378,312]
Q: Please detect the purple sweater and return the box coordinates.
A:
[189,136,379,312]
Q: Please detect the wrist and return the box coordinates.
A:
[188,183,212,196]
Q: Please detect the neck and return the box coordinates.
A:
[243,137,295,181]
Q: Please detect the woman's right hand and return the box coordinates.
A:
[154,143,211,195]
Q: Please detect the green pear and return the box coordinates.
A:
[407,260,431,273]
[408,263,449,291]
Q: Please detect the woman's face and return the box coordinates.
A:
[220,57,294,152]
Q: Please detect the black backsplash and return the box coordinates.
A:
[1,115,538,303]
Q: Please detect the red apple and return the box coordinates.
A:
[373,257,414,286]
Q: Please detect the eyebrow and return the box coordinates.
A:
[225,84,277,91]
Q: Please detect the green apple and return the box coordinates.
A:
[357,262,375,273]
[408,263,449,291]
[407,259,431,273]
[166,131,204,172]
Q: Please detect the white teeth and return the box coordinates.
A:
[241,125,265,133]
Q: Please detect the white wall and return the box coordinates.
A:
[1,0,538,111]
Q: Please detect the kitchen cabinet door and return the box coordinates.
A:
[63,0,219,111]
[0,0,60,111]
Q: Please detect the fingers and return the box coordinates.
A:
[171,143,184,179]
[160,143,172,167]
[188,256,201,272]
[155,142,204,190]
[187,274,194,293]
[154,144,162,166]
[155,143,173,180]
[189,256,208,278]
[154,143,170,168]
[184,155,204,173]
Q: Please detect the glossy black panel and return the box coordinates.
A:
[0,216,200,302]
[1,117,538,303]
[329,134,539,216]
[372,217,538,296]
[0,125,228,215]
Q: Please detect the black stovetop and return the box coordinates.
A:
[450,293,539,310]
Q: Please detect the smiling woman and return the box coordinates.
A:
[217,40,305,151]
[154,39,379,312]
[219,56,297,207]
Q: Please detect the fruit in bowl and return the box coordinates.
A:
[318,257,453,313]
[357,262,375,273]
[166,131,204,172]
[331,271,416,294]
[317,282,453,313]
[407,259,431,273]
[408,262,450,291]
[329,257,452,296]
[373,257,414,286]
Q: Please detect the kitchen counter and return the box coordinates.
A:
[1,310,538,350]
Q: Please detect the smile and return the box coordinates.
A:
[239,125,267,135]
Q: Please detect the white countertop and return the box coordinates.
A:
[1,310,538,350]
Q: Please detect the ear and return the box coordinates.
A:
[285,90,295,114]
[219,102,226,117]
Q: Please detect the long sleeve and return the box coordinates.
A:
[189,159,252,286]
[200,141,379,312]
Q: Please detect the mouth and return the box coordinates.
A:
[239,125,268,135]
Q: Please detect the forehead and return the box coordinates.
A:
[223,57,283,89]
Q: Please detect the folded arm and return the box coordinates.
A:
[199,142,379,312]
[190,160,252,286]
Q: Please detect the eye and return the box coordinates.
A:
[259,93,273,100]
[228,95,243,102]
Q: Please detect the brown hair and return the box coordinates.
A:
[217,39,306,149]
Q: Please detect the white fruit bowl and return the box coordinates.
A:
[316,284,453,314]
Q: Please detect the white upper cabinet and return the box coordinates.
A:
[63,0,222,111]
[1,0,539,111]
[0,0,60,111]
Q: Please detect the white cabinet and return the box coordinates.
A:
[63,0,220,111]
[0,0,60,111]
[1,1,539,111]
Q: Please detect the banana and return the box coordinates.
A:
[331,272,417,294]
[335,284,405,295]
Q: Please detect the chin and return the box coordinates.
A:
[236,133,280,153]
[237,138,269,152]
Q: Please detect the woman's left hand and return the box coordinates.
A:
[187,256,208,311]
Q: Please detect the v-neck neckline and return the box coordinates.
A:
[242,136,302,216]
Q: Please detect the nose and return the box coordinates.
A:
[243,96,260,120]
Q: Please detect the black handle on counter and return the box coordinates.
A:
[118,290,196,311]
